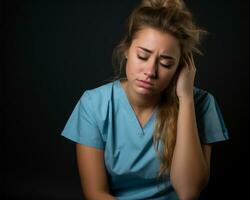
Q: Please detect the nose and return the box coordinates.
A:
[144,59,157,78]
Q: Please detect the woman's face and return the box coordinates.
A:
[125,27,181,97]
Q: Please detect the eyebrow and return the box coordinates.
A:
[137,46,175,61]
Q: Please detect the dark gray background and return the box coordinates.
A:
[3,0,250,199]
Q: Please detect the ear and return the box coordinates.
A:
[124,50,128,59]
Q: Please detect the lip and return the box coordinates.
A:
[136,79,153,89]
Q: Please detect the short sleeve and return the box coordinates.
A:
[61,91,104,149]
[194,89,229,144]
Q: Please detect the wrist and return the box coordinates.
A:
[178,95,194,104]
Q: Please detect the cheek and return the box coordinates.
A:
[126,58,143,75]
[158,68,176,79]
[158,69,177,86]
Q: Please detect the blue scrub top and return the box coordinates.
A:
[61,79,229,200]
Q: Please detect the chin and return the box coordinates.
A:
[135,87,154,96]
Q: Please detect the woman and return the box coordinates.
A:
[61,0,229,199]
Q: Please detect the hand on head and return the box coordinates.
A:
[176,52,197,100]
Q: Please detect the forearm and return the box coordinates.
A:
[170,97,209,199]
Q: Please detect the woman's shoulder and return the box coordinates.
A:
[79,80,117,105]
[193,87,216,108]
[77,80,119,123]
[193,86,215,106]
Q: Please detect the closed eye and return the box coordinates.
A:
[160,63,172,68]
[138,55,172,68]
[137,55,148,60]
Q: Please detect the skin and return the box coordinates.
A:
[76,144,116,200]
[122,27,180,122]
[76,27,211,200]
[171,50,211,199]
[121,27,182,126]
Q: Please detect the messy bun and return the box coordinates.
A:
[141,0,185,10]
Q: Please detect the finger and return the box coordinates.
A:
[189,52,196,70]
[185,53,192,70]
[183,56,188,67]
[183,58,190,71]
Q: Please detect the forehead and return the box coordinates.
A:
[131,27,180,56]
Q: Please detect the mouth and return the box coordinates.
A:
[136,79,154,89]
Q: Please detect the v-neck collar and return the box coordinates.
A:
[116,79,158,135]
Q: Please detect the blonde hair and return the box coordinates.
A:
[112,0,206,178]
